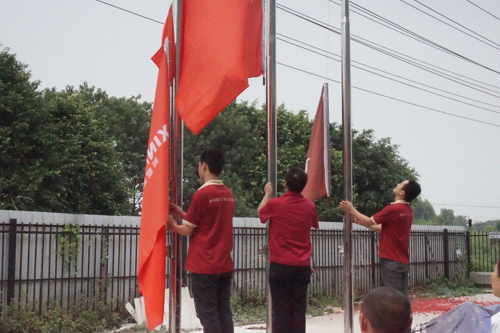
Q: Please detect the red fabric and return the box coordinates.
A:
[302,85,329,200]
[373,203,414,264]
[137,7,175,330]
[184,184,235,274]
[259,192,319,266]
[175,0,264,135]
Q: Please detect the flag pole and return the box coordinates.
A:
[341,0,354,332]
[265,0,277,331]
[170,1,183,332]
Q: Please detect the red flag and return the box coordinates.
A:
[175,0,264,135]
[302,83,331,200]
[138,6,175,330]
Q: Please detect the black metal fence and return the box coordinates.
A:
[0,219,470,315]
[469,230,500,272]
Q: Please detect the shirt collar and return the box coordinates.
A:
[283,191,304,197]
[198,179,223,190]
[391,200,409,205]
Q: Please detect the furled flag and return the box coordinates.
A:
[138,6,175,331]
[175,0,264,135]
[302,83,331,200]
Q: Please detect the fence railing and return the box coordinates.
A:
[0,219,470,315]
[469,230,500,272]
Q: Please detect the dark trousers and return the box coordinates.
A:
[269,262,311,333]
[190,271,234,333]
[380,258,409,295]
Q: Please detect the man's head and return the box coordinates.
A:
[394,180,421,202]
[360,287,412,333]
[284,167,308,193]
[198,148,225,181]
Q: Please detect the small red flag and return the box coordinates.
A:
[138,6,175,330]
[302,83,331,200]
[175,0,264,135]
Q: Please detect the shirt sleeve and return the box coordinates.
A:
[184,191,205,227]
[372,205,395,225]
[258,198,277,224]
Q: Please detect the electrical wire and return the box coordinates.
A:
[277,61,500,128]
[465,0,500,22]
[277,2,500,75]
[432,203,500,209]
[278,3,500,95]
[92,0,500,128]
[278,34,500,114]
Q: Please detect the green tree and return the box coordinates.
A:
[0,47,45,210]
[412,198,436,221]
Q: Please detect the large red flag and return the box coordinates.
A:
[138,6,175,330]
[302,83,331,200]
[175,0,263,135]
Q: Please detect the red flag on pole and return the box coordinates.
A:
[138,6,175,330]
[175,0,264,135]
[302,83,331,200]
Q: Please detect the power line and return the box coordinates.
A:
[277,61,500,128]
[432,203,500,209]
[466,0,500,22]
[278,34,500,115]
[278,2,500,75]
[277,3,500,96]
[95,0,164,24]
[93,0,500,128]
[400,0,500,50]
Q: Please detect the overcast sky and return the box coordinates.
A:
[2,0,500,222]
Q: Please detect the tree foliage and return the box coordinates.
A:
[184,102,418,219]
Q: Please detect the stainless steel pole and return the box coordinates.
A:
[341,0,354,332]
[266,0,277,331]
[170,1,183,332]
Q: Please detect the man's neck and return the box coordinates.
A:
[202,174,219,183]
[394,195,405,202]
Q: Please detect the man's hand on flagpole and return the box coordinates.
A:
[258,182,273,213]
[339,200,355,214]
[169,203,186,219]
[264,182,273,196]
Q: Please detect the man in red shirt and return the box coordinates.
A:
[340,180,421,295]
[168,148,235,333]
[258,167,319,333]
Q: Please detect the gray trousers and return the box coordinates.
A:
[380,258,409,295]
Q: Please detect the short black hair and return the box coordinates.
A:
[200,148,225,176]
[403,180,421,202]
[285,167,308,193]
[361,287,412,333]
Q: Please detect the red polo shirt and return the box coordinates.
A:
[184,181,235,274]
[372,202,414,264]
[259,191,319,266]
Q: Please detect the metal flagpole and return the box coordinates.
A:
[265,0,277,331]
[341,0,354,332]
[169,1,183,332]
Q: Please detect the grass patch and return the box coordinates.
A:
[0,295,130,333]
[410,277,481,298]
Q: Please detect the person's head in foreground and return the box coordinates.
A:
[284,167,308,193]
[198,148,225,182]
[394,179,421,203]
[491,258,500,298]
[360,287,413,333]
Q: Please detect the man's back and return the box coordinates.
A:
[259,191,319,266]
[184,183,235,274]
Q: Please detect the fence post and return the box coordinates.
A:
[370,231,376,288]
[424,234,429,279]
[443,229,449,279]
[100,226,110,301]
[7,218,18,306]
[465,230,471,277]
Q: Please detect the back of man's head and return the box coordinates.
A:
[403,180,421,202]
[285,167,308,193]
[200,148,225,176]
[360,287,412,333]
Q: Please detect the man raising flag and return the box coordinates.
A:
[137,6,175,330]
